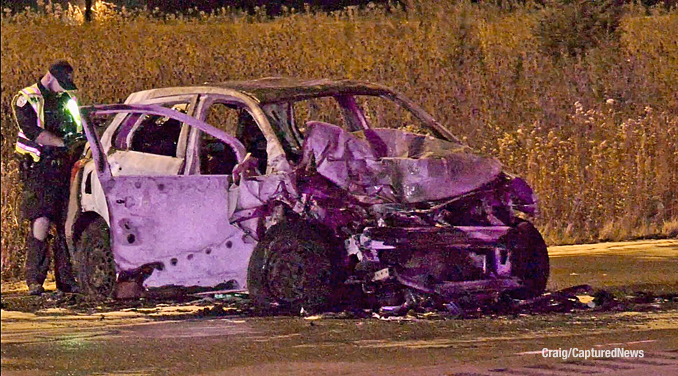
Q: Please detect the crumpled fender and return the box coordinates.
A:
[506,174,537,216]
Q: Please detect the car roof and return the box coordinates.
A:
[209,77,393,103]
[132,77,394,104]
[124,77,464,145]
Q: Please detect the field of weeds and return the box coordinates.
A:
[1,1,677,280]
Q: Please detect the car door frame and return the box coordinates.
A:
[81,104,253,288]
[100,94,199,161]
[77,95,200,230]
[191,92,292,175]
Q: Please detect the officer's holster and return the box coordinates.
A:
[18,154,34,181]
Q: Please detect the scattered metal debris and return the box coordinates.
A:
[2,285,677,319]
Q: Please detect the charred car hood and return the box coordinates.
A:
[300,122,503,204]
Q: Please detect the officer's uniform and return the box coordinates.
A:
[12,81,82,292]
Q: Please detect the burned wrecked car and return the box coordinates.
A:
[66,78,549,310]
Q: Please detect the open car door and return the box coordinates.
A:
[81,104,253,289]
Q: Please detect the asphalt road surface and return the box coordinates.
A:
[2,239,677,376]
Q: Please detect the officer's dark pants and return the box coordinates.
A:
[21,155,77,291]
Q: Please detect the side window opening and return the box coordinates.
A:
[236,110,268,173]
[128,103,188,157]
[130,115,182,157]
[111,113,141,149]
[198,131,238,175]
[201,102,267,174]
[205,102,239,136]
[354,95,436,137]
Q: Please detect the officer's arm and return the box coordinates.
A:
[35,131,65,147]
[13,101,65,147]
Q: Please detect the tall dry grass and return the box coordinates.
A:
[1,1,677,279]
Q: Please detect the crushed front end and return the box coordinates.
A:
[294,122,549,308]
[340,174,547,307]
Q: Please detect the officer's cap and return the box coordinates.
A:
[49,60,77,91]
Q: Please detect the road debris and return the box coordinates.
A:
[2,285,677,320]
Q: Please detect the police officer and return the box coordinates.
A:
[12,61,84,296]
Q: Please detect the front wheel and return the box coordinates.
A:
[74,217,117,300]
[247,221,337,313]
[508,220,550,299]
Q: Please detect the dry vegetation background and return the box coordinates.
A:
[1,1,677,280]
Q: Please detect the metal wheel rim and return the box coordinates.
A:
[88,242,116,296]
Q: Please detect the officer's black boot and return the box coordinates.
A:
[25,237,49,296]
[54,229,79,293]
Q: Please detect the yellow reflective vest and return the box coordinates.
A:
[12,84,80,162]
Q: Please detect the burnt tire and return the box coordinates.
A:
[75,217,116,300]
[247,221,336,314]
[509,220,550,299]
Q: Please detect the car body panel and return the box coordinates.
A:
[105,175,251,288]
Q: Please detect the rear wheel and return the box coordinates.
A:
[75,217,117,300]
[247,221,337,313]
[508,220,550,299]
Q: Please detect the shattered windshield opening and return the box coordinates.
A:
[260,91,458,165]
[262,97,348,163]
[354,95,438,138]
